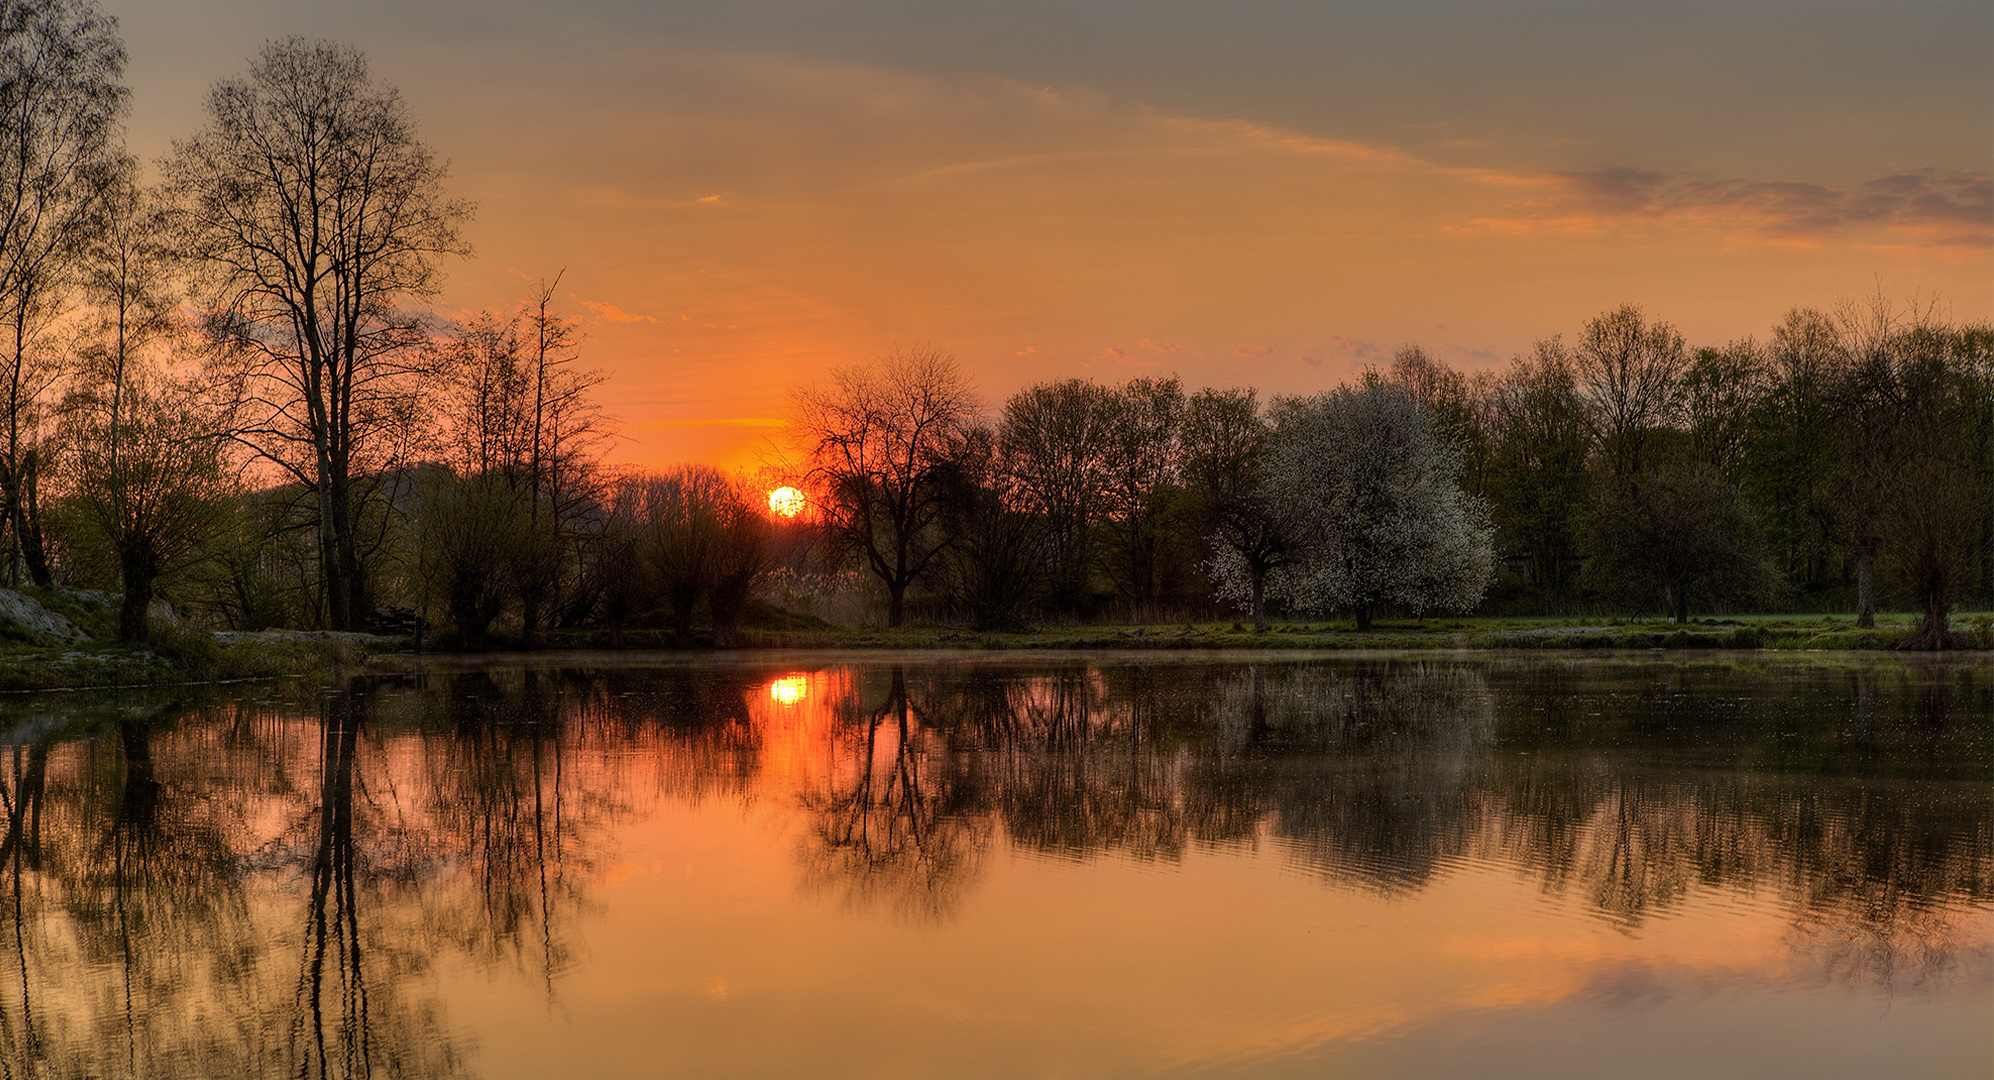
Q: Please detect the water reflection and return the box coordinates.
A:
[0,656,1984,1077]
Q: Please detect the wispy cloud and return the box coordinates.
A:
[1479,166,1992,246]
[579,299,661,324]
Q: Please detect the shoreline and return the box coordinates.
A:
[0,613,1983,695]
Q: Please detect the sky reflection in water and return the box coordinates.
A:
[0,655,1987,1078]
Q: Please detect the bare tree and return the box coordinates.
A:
[1562,304,1689,478]
[1098,376,1183,608]
[1482,345,1595,596]
[165,39,469,629]
[73,175,174,466]
[792,347,977,627]
[436,281,604,644]
[516,276,599,643]
[997,378,1113,612]
[63,377,231,640]
[939,428,1049,630]
[0,0,129,585]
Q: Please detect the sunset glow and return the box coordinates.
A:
[111,0,1990,473]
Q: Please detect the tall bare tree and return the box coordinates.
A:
[1099,376,1183,608]
[792,347,977,627]
[437,278,602,643]
[1562,304,1688,479]
[997,378,1113,611]
[0,0,128,585]
[165,39,469,629]
[74,175,174,466]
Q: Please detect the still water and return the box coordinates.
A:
[0,653,1987,1079]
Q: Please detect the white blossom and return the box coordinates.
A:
[1209,381,1493,618]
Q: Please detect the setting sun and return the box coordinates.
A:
[768,486,806,518]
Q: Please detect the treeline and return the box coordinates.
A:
[792,302,1993,647]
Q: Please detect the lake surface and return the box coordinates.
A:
[0,652,1987,1079]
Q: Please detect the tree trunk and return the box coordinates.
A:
[320,464,363,631]
[1250,567,1267,633]
[118,550,156,643]
[1354,605,1373,632]
[1901,594,1952,651]
[16,454,48,588]
[887,581,906,627]
[1,462,52,589]
[670,596,695,648]
[1854,550,1876,628]
[1673,584,1690,626]
[317,483,344,630]
[520,596,540,649]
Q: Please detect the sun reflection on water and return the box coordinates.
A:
[767,675,809,706]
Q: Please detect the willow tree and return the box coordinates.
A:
[65,381,231,641]
[166,40,469,629]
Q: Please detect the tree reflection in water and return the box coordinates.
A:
[0,657,1982,1077]
[0,672,653,1078]
[799,658,1988,991]
[796,666,991,922]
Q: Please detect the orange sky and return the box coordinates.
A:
[117,1,1993,472]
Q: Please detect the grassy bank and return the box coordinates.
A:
[0,609,1982,693]
[651,611,1994,653]
[0,632,398,693]
[0,588,396,692]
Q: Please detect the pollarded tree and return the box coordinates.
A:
[791,347,978,627]
[165,39,470,629]
[63,377,232,642]
[414,468,522,647]
[634,465,732,645]
[1232,380,1493,630]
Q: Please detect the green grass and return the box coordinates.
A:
[729,611,1988,653]
[0,632,383,693]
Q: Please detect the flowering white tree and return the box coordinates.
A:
[1211,380,1492,629]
